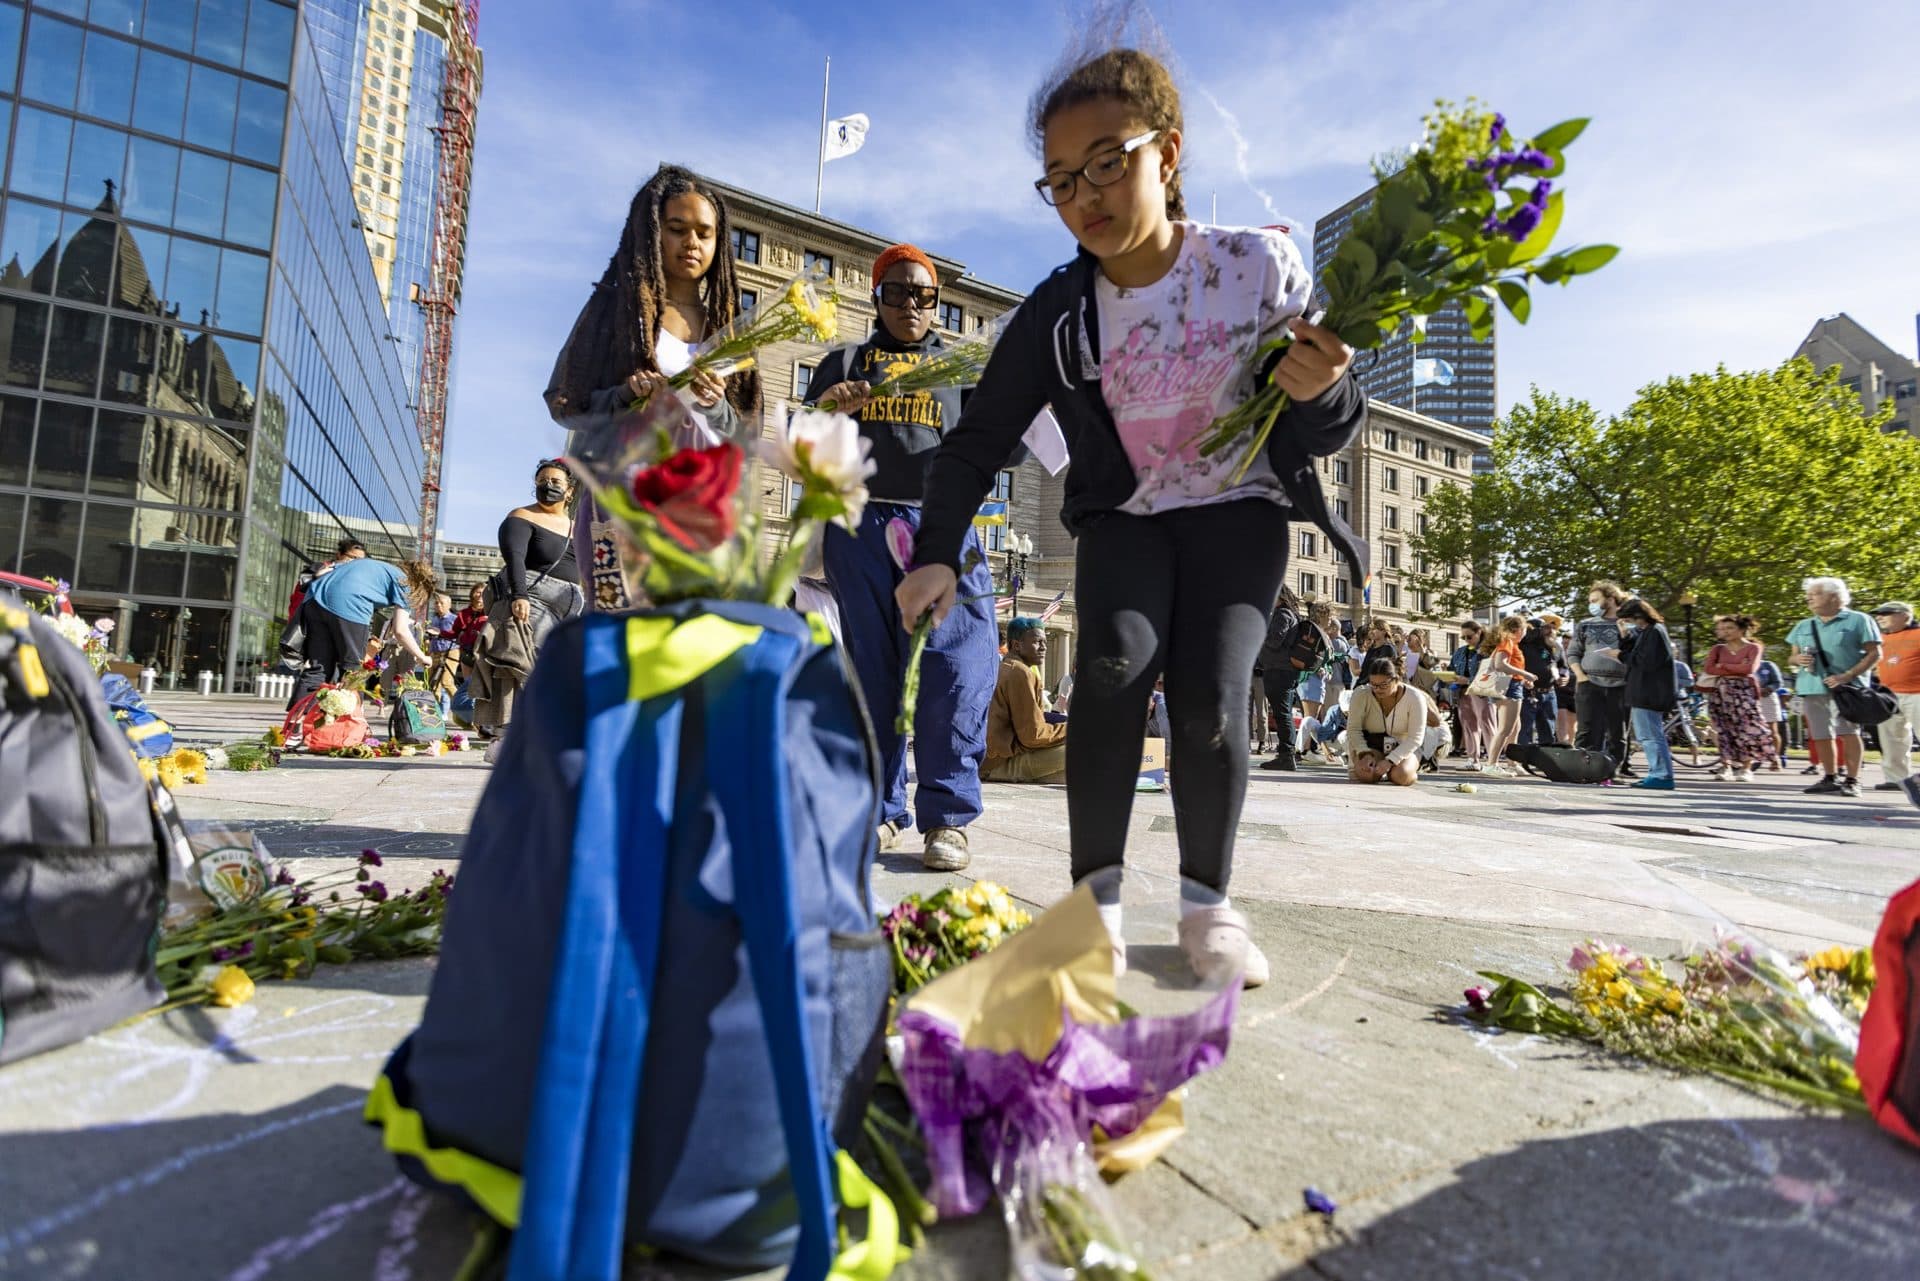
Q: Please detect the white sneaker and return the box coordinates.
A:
[1736,767,1756,783]
[1466,761,1484,773]
[1177,907,1269,988]
[1710,765,1734,782]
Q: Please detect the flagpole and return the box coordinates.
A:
[814,56,830,214]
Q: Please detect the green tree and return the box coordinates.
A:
[1410,360,1920,635]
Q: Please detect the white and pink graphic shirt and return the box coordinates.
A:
[1093,222,1313,515]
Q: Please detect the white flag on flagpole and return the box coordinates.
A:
[824,113,869,162]
[1413,357,1456,387]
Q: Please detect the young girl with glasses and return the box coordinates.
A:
[801,244,1001,874]
[895,45,1366,987]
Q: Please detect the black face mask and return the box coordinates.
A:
[535,482,567,506]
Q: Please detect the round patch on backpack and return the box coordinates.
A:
[195,845,268,910]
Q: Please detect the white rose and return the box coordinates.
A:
[771,407,876,528]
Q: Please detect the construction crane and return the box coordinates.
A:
[412,0,480,566]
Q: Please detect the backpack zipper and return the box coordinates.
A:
[45,660,107,845]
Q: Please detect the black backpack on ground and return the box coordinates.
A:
[1507,743,1618,784]
[0,597,166,1064]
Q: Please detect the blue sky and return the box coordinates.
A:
[435,0,1920,543]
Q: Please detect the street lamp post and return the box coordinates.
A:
[1004,530,1033,616]
[1679,591,1698,669]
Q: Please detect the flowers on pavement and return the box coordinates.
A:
[156,849,454,1008]
[1468,936,1872,1110]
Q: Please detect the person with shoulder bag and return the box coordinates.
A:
[475,461,586,759]
[1786,576,1887,798]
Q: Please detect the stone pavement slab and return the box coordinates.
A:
[4,746,1918,1280]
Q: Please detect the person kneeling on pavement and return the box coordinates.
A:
[1346,658,1447,787]
[982,617,1067,783]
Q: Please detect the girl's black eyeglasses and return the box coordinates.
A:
[1034,130,1160,207]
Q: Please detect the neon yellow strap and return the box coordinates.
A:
[124,718,172,742]
[365,1074,523,1227]
[625,614,764,703]
[829,1150,908,1280]
[805,612,834,648]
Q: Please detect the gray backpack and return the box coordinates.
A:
[0,596,166,1063]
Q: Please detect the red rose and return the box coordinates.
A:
[629,443,743,551]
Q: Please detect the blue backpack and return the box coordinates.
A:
[99,673,174,758]
[367,602,900,1281]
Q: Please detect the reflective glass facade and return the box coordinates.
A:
[303,0,445,391]
[0,0,423,690]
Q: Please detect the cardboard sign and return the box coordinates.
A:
[1137,737,1167,791]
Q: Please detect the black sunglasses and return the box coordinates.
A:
[874,281,940,310]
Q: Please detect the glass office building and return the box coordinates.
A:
[0,0,424,690]
[302,0,446,388]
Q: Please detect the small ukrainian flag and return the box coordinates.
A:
[973,501,1008,526]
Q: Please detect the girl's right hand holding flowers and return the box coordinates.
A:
[897,564,958,631]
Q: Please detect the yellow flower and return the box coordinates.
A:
[1661,988,1685,1015]
[1590,953,1620,981]
[166,748,209,784]
[209,965,255,1008]
[1604,979,1632,1005]
[285,906,318,939]
[1804,947,1848,973]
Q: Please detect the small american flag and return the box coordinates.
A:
[1037,589,1066,623]
[995,596,1015,615]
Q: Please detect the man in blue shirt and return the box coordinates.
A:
[292,554,428,708]
[1786,576,1883,797]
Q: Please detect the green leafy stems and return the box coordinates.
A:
[1194,102,1618,482]
[153,855,452,1008]
[896,549,993,736]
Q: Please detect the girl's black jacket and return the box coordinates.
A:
[912,246,1370,581]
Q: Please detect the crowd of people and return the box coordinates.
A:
[272,36,1912,1000]
[1233,575,1917,801]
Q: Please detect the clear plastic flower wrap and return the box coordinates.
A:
[563,391,873,607]
[891,866,1239,1280]
[817,307,1013,412]
[647,261,840,402]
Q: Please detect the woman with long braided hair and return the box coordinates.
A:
[545,165,761,608]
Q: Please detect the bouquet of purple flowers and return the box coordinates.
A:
[890,882,1237,1280]
[1195,100,1617,480]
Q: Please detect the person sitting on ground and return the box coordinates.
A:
[1345,657,1443,787]
[982,617,1068,783]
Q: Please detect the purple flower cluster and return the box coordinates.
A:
[1488,113,1506,143]
[1467,149,1551,191]
[359,849,384,868]
[211,940,255,962]
[1482,179,1553,241]
[357,880,390,903]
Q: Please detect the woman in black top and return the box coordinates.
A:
[474,460,582,751]
[498,459,583,645]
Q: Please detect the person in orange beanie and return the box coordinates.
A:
[804,243,1003,873]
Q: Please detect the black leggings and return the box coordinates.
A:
[289,600,370,710]
[1067,500,1290,893]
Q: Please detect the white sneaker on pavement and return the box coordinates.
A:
[1177,907,1269,988]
